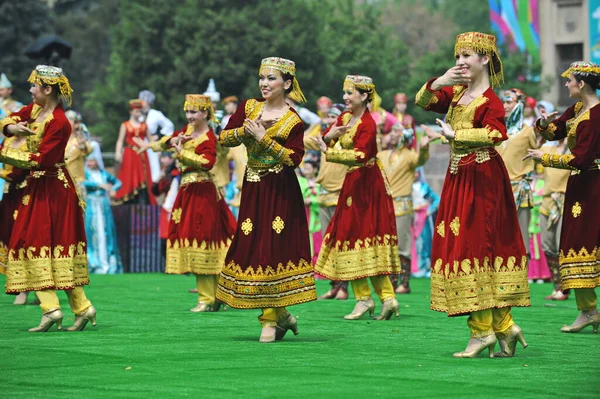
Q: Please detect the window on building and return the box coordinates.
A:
[556,44,583,108]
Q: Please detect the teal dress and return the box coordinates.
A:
[83,168,123,274]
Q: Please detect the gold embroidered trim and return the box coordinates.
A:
[244,99,302,170]
[241,218,253,235]
[437,221,445,237]
[5,242,89,293]
[272,216,285,234]
[326,148,366,166]
[13,210,18,220]
[346,196,353,207]
[0,116,17,134]
[21,195,31,206]
[57,167,69,188]
[180,170,213,187]
[559,246,600,290]
[216,258,316,309]
[430,255,530,315]
[172,208,182,224]
[566,106,590,150]
[571,202,582,218]
[450,217,460,236]
[415,82,440,109]
[315,234,401,280]
[165,238,232,275]
[245,164,284,182]
[454,128,497,147]
[0,147,32,169]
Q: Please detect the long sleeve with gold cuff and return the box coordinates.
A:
[533,103,580,141]
[415,78,460,114]
[150,134,173,152]
[540,112,599,171]
[255,134,296,167]
[219,100,254,147]
[453,103,506,148]
[323,111,378,167]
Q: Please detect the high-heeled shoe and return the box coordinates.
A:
[344,298,375,320]
[453,335,497,358]
[66,306,97,331]
[375,297,399,320]
[190,302,211,312]
[259,326,276,343]
[560,312,600,333]
[28,309,64,332]
[275,313,299,341]
[13,292,28,305]
[494,324,528,357]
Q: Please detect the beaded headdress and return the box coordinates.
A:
[343,75,377,103]
[561,61,600,78]
[454,32,504,88]
[259,57,306,103]
[183,94,217,123]
[28,65,73,106]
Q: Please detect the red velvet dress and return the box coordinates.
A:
[154,125,236,275]
[536,102,600,290]
[415,79,530,316]
[216,98,317,309]
[314,111,400,280]
[0,138,28,274]
[114,121,156,204]
[0,103,89,293]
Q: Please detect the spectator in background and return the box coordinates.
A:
[83,152,123,274]
[139,89,174,183]
[220,95,239,131]
[523,96,537,126]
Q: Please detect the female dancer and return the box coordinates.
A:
[215,57,317,342]
[416,32,530,358]
[526,61,600,332]
[313,75,400,321]
[83,152,123,274]
[135,94,236,312]
[0,65,96,332]
[114,100,156,205]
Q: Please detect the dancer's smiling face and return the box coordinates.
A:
[258,69,291,101]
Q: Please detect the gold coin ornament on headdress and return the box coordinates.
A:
[27,65,74,106]
[454,32,504,88]
[259,56,306,103]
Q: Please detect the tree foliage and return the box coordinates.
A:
[0,0,54,101]
[2,0,542,149]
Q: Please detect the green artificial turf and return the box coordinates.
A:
[0,275,598,399]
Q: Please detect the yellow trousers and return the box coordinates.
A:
[574,288,597,311]
[35,287,92,315]
[258,307,289,327]
[196,274,218,305]
[351,276,396,302]
[467,307,514,338]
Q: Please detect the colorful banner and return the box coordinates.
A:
[489,0,540,63]
[591,0,600,65]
